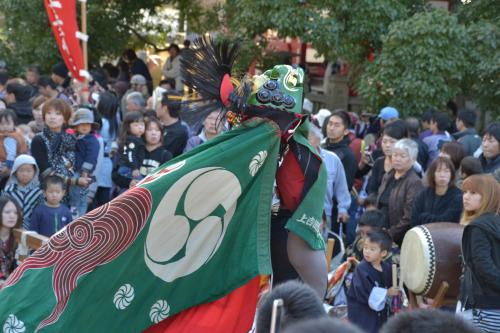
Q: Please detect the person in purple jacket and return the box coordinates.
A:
[30,175,72,237]
[423,112,452,169]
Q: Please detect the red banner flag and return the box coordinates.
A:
[44,0,86,82]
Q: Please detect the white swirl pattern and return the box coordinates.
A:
[249,151,268,176]
[149,300,170,324]
[3,315,25,333]
[113,284,135,310]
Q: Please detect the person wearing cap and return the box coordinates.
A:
[316,109,332,129]
[51,63,73,105]
[51,62,69,87]
[378,106,399,128]
[130,74,147,94]
[365,107,398,139]
[68,108,100,218]
[162,44,184,94]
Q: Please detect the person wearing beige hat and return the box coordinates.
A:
[69,108,99,218]
[130,74,147,92]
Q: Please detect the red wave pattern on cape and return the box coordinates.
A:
[4,187,152,331]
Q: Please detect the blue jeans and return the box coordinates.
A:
[69,172,89,219]
[117,166,133,179]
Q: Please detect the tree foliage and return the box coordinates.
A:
[463,22,500,116]
[0,0,217,75]
[456,0,500,23]
[310,0,428,67]
[225,0,498,120]
[456,0,500,119]
[357,10,468,116]
[225,0,428,70]
[0,1,59,75]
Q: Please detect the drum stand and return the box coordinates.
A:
[409,281,450,309]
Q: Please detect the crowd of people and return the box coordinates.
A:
[0,49,499,333]
[308,106,500,333]
[0,48,223,274]
[254,280,481,333]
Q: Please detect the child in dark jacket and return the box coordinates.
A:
[114,112,145,192]
[140,117,172,177]
[30,175,72,237]
[68,108,100,218]
[347,230,399,333]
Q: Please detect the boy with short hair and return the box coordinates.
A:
[345,210,400,265]
[347,230,399,333]
[344,210,386,261]
[30,175,72,237]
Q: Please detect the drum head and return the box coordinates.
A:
[400,226,435,295]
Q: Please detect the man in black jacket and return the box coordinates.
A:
[478,122,500,174]
[321,110,357,243]
[156,92,189,157]
[453,109,481,156]
[322,110,356,190]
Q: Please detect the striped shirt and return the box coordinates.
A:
[473,309,500,333]
[3,183,43,229]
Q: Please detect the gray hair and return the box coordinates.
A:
[126,92,146,107]
[393,138,418,161]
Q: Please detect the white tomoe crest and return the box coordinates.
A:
[249,151,268,177]
[3,315,25,333]
[113,284,135,310]
[144,167,242,283]
[149,300,170,323]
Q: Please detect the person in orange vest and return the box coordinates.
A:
[0,109,28,186]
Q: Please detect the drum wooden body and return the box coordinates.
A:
[400,223,464,299]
